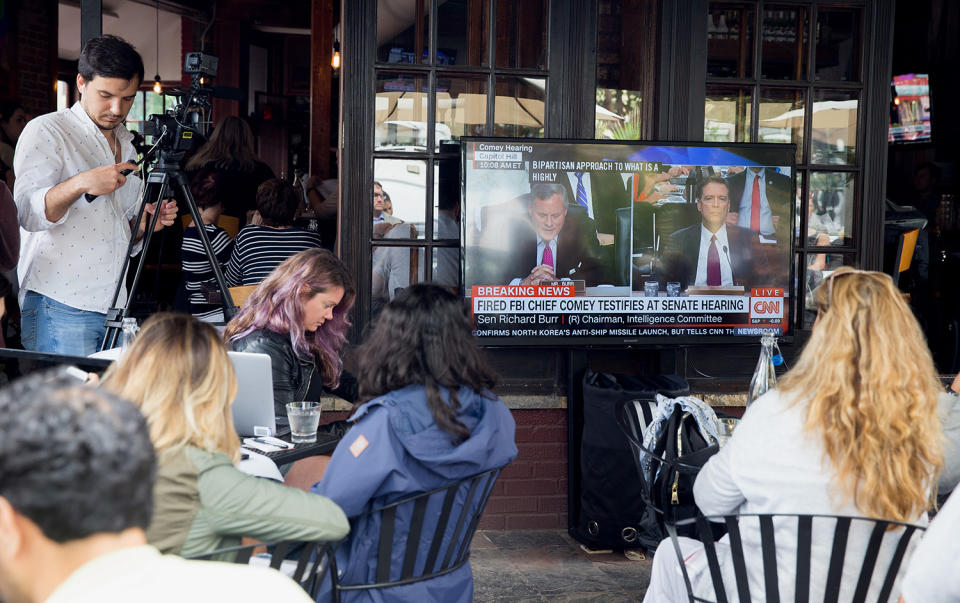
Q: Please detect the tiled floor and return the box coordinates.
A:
[471,530,651,602]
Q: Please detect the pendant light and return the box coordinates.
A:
[152,1,162,94]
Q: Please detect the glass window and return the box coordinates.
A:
[56,80,69,112]
[760,5,809,80]
[815,8,860,82]
[494,0,547,69]
[793,171,806,247]
[758,87,805,163]
[810,90,858,165]
[595,90,641,140]
[434,157,460,240]
[377,0,429,64]
[704,86,752,142]
[807,171,854,248]
[595,1,653,140]
[374,158,427,239]
[492,77,545,139]
[371,243,425,313]
[436,75,488,147]
[436,0,490,66]
[375,73,430,151]
[803,252,855,326]
[707,4,755,78]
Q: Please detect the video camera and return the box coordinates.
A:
[142,52,219,155]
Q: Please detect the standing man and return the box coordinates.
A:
[724,166,791,242]
[14,35,177,354]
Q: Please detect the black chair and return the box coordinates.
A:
[666,513,926,603]
[325,465,504,601]
[185,539,337,597]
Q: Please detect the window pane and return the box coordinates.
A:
[437,0,489,66]
[707,4,755,79]
[375,72,429,151]
[129,91,144,123]
[371,243,425,315]
[495,0,547,69]
[374,158,427,239]
[794,170,806,248]
[704,85,752,142]
[595,90,641,140]
[377,0,429,64]
[810,90,858,166]
[807,171,854,248]
[434,156,460,240]
[815,8,860,82]
[761,5,809,80]
[436,75,488,147]
[432,245,460,291]
[758,87,805,163]
[492,77,545,138]
[596,1,653,140]
[802,251,855,327]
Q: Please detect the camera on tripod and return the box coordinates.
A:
[142,51,219,154]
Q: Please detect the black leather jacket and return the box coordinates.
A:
[230,328,358,415]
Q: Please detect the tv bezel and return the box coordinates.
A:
[458,137,798,348]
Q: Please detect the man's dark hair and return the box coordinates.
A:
[698,176,729,200]
[530,182,568,207]
[916,161,941,182]
[256,178,300,227]
[78,35,144,85]
[0,371,156,543]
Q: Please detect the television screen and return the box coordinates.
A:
[461,139,796,345]
[889,73,931,143]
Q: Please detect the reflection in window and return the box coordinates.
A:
[815,8,860,82]
[437,0,490,66]
[810,91,857,165]
[377,0,429,64]
[807,171,854,248]
[371,241,425,315]
[494,0,547,69]
[707,5,754,78]
[374,158,427,238]
[493,77,545,138]
[595,90,638,140]
[760,6,808,80]
[803,252,855,326]
[436,76,488,147]
[595,1,653,140]
[704,86,752,142]
[375,73,429,150]
[758,88,805,163]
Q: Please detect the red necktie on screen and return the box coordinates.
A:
[750,173,761,232]
[707,235,721,286]
[542,244,554,270]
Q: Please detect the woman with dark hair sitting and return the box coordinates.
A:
[225,178,323,287]
[309,283,517,602]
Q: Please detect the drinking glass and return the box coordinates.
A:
[644,281,660,297]
[716,418,739,447]
[666,282,681,296]
[286,402,322,444]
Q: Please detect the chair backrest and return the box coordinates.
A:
[667,513,926,603]
[229,285,258,308]
[892,228,920,285]
[181,214,241,239]
[330,465,504,597]
[185,540,337,597]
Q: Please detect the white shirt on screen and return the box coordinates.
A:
[695,224,733,286]
[565,171,594,219]
[736,168,776,236]
[13,102,142,313]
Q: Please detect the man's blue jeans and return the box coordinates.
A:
[20,291,107,355]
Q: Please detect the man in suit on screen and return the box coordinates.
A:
[724,166,792,243]
[558,170,630,245]
[659,176,767,291]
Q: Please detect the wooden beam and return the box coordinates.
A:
[310,0,333,179]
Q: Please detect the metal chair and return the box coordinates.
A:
[325,465,504,601]
[666,513,926,603]
[185,539,338,597]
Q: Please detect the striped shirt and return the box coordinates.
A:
[225,225,322,287]
[182,223,233,320]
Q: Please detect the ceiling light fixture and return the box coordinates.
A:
[331,41,341,70]
[153,0,162,94]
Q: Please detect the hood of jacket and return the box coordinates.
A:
[349,384,517,481]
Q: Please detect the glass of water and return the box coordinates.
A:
[666,282,681,296]
[716,418,739,447]
[644,281,660,297]
[286,402,322,443]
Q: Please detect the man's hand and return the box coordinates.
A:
[726,211,739,226]
[520,264,556,286]
[137,199,178,239]
[81,162,138,197]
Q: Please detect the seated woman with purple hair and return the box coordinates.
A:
[224,248,358,417]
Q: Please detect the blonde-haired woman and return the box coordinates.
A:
[102,313,349,557]
[644,267,943,602]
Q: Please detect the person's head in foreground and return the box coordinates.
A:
[528,183,568,243]
[697,176,731,233]
[103,313,241,462]
[76,35,144,133]
[0,372,155,603]
[779,267,943,521]
[225,248,356,388]
[357,283,497,443]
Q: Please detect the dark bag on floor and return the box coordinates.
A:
[649,403,722,540]
[574,370,687,550]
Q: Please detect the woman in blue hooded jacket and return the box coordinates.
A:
[311,283,517,602]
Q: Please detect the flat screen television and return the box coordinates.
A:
[460,138,796,346]
[889,73,932,143]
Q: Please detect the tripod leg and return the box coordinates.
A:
[171,170,237,321]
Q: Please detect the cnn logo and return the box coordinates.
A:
[751,297,783,318]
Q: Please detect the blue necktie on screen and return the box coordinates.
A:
[575,172,589,212]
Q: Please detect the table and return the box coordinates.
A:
[264,431,340,466]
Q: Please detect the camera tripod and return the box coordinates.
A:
[99,133,236,350]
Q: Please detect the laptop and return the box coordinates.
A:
[228,351,284,437]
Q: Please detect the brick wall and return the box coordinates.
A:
[15,0,57,116]
[479,409,568,530]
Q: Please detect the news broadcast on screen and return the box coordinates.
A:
[460,139,796,345]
